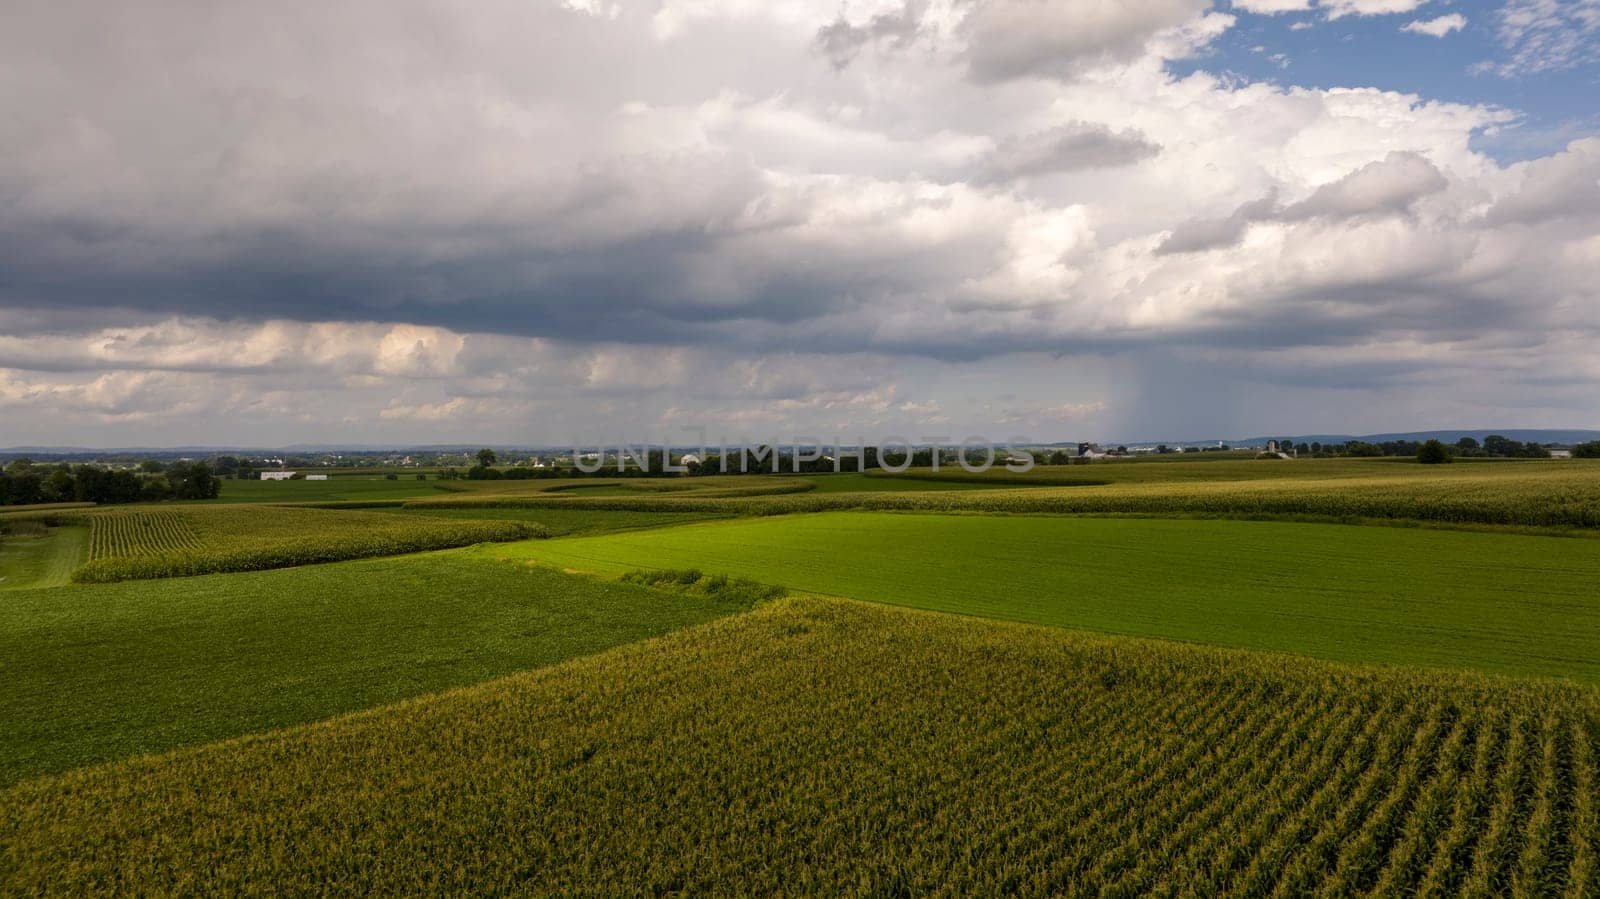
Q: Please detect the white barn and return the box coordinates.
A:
[306,474,329,480]
[260,471,296,480]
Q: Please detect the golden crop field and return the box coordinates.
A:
[408,461,1600,530]
[3,597,1595,896]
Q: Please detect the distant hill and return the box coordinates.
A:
[1232,430,1600,447]
[0,444,567,456]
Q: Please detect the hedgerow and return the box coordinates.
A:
[618,567,788,604]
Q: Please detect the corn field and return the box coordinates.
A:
[3,597,1597,896]
[71,505,539,582]
[86,509,203,559]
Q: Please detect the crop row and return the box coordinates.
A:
[87,510,203,560]
[2,597,1596,894]
[71,506,540,582]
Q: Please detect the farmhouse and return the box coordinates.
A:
[260,471,296,480]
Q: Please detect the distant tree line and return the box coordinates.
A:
[1446,435,1552,459]
[448,434,1587,480]
[0,459,220,506]
[1263,435,1556,460]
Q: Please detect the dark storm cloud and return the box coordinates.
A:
[960,0,1213,81]
[976,123,1162,182]
[1155,193,1280,255]
[814,1,929,69]
[1279,152,1448,221]
[1157,152,1449,254]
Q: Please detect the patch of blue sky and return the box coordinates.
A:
[1169,1,1600,163]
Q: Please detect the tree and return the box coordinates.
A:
[1573,441,1600,459]
[1456,436,1479,452]
[44,467,75,501]
[1417,439,1452,465]
[139,459,165,473]
[166,462,220,500]
[1,470,43,505]
[1483,434,1515,457]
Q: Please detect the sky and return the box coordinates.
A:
[1,0,1598,447]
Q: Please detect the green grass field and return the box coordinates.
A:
[485,512,1600,683]
[383,506,733,535]
[0,555,756,785]
[0,523,87,590]
[4,598,1595,896]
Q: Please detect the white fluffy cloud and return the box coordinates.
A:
[1401,13,1468,36]
[1230,0,1430,18]
[0,0,1596,444]
[1230,0,1314,13]
[1319,0,1429,18]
